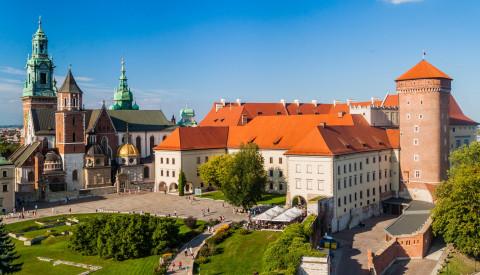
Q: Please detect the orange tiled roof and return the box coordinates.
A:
[153,126,229,151]
[386,129,400,149]
[449,94,477,125]
[286,115,392,155]
[396,60,452,81]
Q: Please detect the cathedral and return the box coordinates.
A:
[9,20,177,199]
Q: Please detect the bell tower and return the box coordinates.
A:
[396,60,452,202]
[21,18,57,144]
[56,69,85,190]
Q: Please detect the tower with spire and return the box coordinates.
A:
[177,102,197,127]
[21,18,58,144]
[108,57,139,110]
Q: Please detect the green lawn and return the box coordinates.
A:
[197,191,286,205]
[5,213,205,275]
[438,250,479,275]
[194,229,281,274]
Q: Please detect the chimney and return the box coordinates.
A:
[220,98,226,106]
[338,112,344,118]
[236,98,242,106]
[371,97,379,104]
[294,99,300,107]
[280,99,286,107]
[333,100,341,107]
[320,122,326,128]
[312,99,318,107]
[347,99,355,107]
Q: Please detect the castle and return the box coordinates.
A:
[9,20,177,201]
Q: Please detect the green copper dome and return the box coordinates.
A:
[0,155,12,166]
[108,57,139,110]
[177,102,197,127]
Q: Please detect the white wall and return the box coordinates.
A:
[61,153,84,190]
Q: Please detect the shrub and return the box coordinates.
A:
[195,256,209,265]
[153,265,167,274]
[239,228,248,235]
[198,244,216,257]
[302,215,317,237]
[215,224,230,234]
[194,224,205,233]
[207,219,220,226]
[183,216,197,229]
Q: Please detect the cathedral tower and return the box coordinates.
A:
[22,18,57,144]
[55,69,85,190]
[108,57,139,110]
[396,60,452,202]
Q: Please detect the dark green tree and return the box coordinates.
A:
[0,218,22,274]
[221,143,267,209]
[198,154,232,188]
[178,170,186,196]
[432,142,480,255]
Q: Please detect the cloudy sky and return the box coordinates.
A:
[0,0,479,124]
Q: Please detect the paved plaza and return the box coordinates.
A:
[5,192,246,224]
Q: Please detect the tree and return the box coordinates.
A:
[221,143,267,209]
[432,142,480,255]
[198,154,232,188]
[178,170,186,196]
[0,218,22,274]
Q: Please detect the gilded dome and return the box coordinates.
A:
[117,143,140,157]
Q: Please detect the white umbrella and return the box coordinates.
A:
[252,206,285,221]
[271,207,303,222]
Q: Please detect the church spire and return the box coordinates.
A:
[109,54,138,110]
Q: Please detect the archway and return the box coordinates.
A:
[169,182,178,193]
[158,182,167,192]
[184,182,194,193]
[292,195,307,206]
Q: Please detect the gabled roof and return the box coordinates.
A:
[154,126,229,151]
[395,60,452,81]
[31,109,55,135]
[286,115,392,156]
[58,69,83,93]
[107,110,177,132]
[85,109,101,133]
[10,141,41,167]
[449,94,478,125]
[386,129,400,149]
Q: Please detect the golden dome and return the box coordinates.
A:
[117,143,140,157]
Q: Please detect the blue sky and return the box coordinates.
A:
[0,0,479,124]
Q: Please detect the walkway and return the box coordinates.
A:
[5,192,245,224]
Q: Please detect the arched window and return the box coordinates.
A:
[136,136,142,155]
[72,170,78,181]
[27,171,34,182]
[73,117,76,126]
[72,132,76,142]
[150,136,155,155]
[64,98,67,107]
[144,166,150,178]
[43,137,48,149]
[101,137,109,156]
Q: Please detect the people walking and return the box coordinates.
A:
[184,248,188,256]
[178,261,182,270]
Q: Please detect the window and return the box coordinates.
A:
[338,198,341,207]
[160,157,163,164]
[269,169,274,177]
[344,178,347,188]
[354,163,357,171]
[360,174,363,184]
[279,183,283,190]
[344,196,347,205]
[160,170,164,176]
[385,169,387,178]
[72,170,78,181]
[354,192,357,201]
[73,117,76,126]
[307,165,312,174]
[406,114,410,119]
[464,137,470,146]
[337,166,341,175]
[2,185,7,192]
[379,170,382,179]
[360,162,363,170]
[279,158,282,164]
[366,158,369,164]
[205,156,208,162]
[385,184,388,191]
[415,170,421,178]
[166,158,169,164]
[360,190,363,199]
[337,179,341,190]
[269,157,273,164]
[136,136,142,155]
[166,170,169,177]
[296,164,301,173]
[344,165,347,173]
[373,171,376,181]
[279,170,283,177]
[349,176,352,187]
[414,125,419,132]
[318,165,324,174]
[40,73,47,84]
[307,180,312,190]
[385,155,387,161]
[414,155,419,161]
[197,157,201,164]
[453,127,456,132]
[373,157,376,164]
[456,138,462,148]
[419,114,423,119]
[317,180,324,190]
[270,182,273,190]
[414,139,418,145]
[172,170,175,178]
[354,175,357,185]
[349,194,352,203]
[72,132,76,142]
[367,189,370,197]
[296,179,301,189]
[349,164,352,172]
[172,158,175,165]
[373,187,376,195]
[2,171,6,178]
[367,172,370,182]
[144,167,150,178]
[379,156,381,162]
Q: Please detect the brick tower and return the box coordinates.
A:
[55,69,85,190]
[21,18,57,144]
[396,60,452,202]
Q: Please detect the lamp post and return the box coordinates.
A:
[475,247,478,272]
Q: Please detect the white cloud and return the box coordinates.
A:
[0,78,22,84]
[0,67,25,75]
[135,88,181,97]
[74,76,94,82]
[387,0,423,4]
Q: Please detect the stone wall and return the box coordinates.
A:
[297,256,330,275]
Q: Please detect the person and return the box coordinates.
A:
[174,210,177,217]
[185,265,189,272]
[52,207,55,213]
[69,208,71,214]
[171,262,175,270]
[207,207,209,213]
[222,202,224,208]
[35,204,38,211]
[189,246,193,255]
[184,248,188,256]
[178,261,182,270]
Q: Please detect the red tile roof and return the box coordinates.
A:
[153,126,229,151]
[386,129,400,149]
[449,94,477,125]
[286,115,392,155]
[396,60,452,81]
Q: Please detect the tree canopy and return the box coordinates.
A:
[431,142,480,255]
[0,218,22,274]
[178,170,186,196]
[198,143,267,209]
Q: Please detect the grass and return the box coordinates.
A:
[438,250,479,275]
[5,213,205,274]
[197,191,286,205]
[194,229,281,274]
